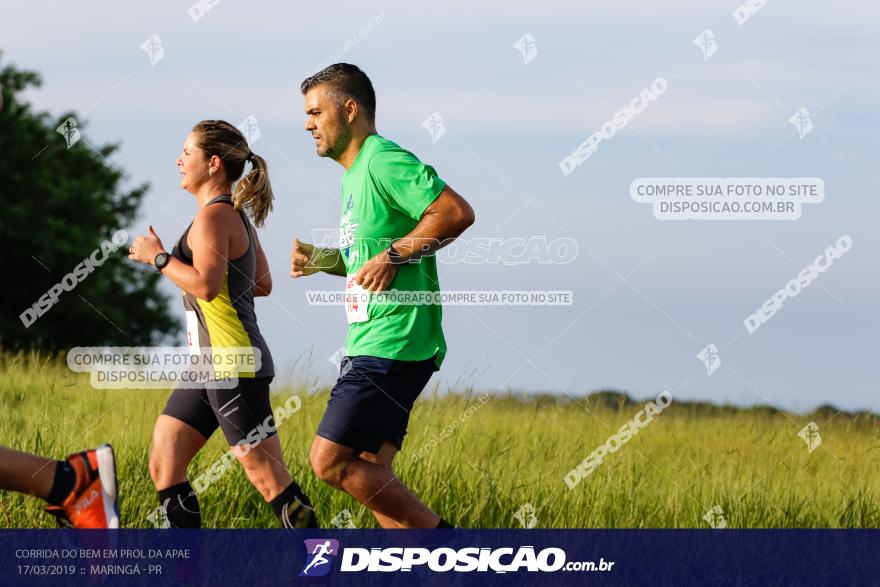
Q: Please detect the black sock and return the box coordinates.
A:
[270,481,318,528]
[157,481,201,528]
[45,460,76,506]
[436,518,454,528]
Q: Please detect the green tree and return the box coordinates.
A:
[0,53,179,350]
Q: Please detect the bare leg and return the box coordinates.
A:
[310,436,439,528]
[0,446,59,500]
[233,434,293,501]
[359,442,402,528]
[148,415,208,491]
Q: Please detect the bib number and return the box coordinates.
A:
[345,276,370,324]
[186,310,201,355]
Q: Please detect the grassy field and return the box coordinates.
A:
[1,351,878,528]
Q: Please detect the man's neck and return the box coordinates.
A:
[336,130,377,170]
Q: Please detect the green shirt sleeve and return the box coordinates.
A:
[368,147,446,221]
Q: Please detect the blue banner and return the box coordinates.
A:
[0,529,875,585]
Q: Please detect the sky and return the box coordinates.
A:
[3,0,878,412]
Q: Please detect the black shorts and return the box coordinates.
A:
[162,376,275,445]
[316,355,438,454]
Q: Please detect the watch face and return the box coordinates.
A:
[156,253,169,269]
[386,244,403,264]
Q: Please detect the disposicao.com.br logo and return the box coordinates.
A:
[300,539,340,577]
[300,539,613,575]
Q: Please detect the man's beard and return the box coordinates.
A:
[322,123,352,159]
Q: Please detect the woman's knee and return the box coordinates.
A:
[149,416,204,489]
[149,438,187,488]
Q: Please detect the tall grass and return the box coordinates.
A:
[1,351,878,528]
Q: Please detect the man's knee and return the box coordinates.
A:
[310,440,352,489]
[310,454,349,489]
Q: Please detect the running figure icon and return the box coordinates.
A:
[301,539,339,576]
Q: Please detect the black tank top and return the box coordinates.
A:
[170,194,274,378]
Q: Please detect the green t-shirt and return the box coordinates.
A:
[339,134,447,367]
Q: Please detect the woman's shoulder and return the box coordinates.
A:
[193,199,239,227]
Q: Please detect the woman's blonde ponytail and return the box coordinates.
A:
[233,152,273,227]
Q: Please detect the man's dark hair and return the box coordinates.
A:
[300,63,376,123]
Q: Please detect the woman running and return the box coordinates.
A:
[128,120,317,528]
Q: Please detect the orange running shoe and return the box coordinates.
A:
[45,444,119,528]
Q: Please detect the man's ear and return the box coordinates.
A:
[344,98,359,124]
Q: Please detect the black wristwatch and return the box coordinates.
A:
[154,251,170,272]
[385,242,407,265]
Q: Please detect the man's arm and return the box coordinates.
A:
[354,185,475,292]
[290,239,347,278]
[384,184,475,262]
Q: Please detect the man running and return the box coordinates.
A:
[291,63,475,528]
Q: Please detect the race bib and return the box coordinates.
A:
[345,276,369,324]
[186,310,201,355]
